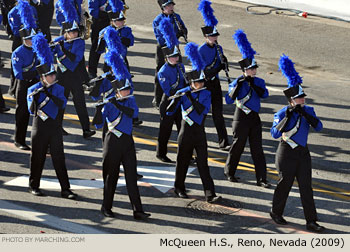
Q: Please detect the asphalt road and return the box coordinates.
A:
[0,0,349,234]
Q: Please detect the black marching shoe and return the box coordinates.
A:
[156,155,173,163]
[0,107,10,113]
[174,188,188,199]
[61,189,77,200]
[270,212,288,225]
[306,221,325,233]
[132,118,143,126]
[101,206,114,218]
[29,188,44,196]
[14,142,31,151]
[133,211,151,220]
[257,180,271,188]
[136,173,143,180]
[83,129,96,139]
[62,128,69,136]
[206,195,222,204]
[226,175,239,182]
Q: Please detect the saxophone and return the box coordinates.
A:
[82,13,92,40]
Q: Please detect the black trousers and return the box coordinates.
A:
[29,115,70,191]
[102,132,143,212]
[156,95,182,157]
[153,44,165,106]
[272,141,317,222]
[88,17,110,76]
[0,86,6,108]
[8,36,22,97]
[205,77,228,147]
[14,78,37,144]
[33,1,54,42]
[175,120,216,198]
[224,109,267,182]
[57,67,90,132]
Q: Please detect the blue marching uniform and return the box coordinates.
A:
[12,44,39,148]
[53,38,93,135]
[198,42,229,148]
[152,12,187,107]
[7,3,38,97]
[27,81,71,192]
[270,105,322,223]
[55,0,82,30]
[94,97,145,215]
[87,0,112,77]
[156,61,185,159]
[8,3,38,50]
[97,24,134,71]
[174,86,218,200]
[224,75,269,183]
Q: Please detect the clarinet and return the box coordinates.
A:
[173,13,188,43]
[177,63,189,85]
[215,42,232,83]
[28,81,58,97]
[95,94,134,107]
[168,87,207,100]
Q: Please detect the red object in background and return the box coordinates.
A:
[302,12,308,18]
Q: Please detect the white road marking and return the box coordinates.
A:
[0,200,107,234]
[4,166,196,194]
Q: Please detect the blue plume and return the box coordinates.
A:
[198,0,218,27]
[184,42,205,71]
[233,29,256,59]
[109,0,124,13]
[18,0,37,30]
[104,50,131,81]
[159,17,179,49]
[32,32,53,66]
[104,26,126,55]
[58,0,79,24]
[279,54,303,87]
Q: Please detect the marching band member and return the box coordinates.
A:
[270,55,325,233]
[198,0,229,150]
[172,42,221,203]
[53,0,95,138]
[97,0,133,72]
[27,32,77,199]
[11,2,39,150]
[224,30,270,187]
[156,16,184,163]
[55,0,82,34]
[92,50,150,220]
[30,0,54,42]
[87,0,112,79]
[152,0,187,109]
[8,0,38,97]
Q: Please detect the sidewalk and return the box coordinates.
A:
[230,0,350,21]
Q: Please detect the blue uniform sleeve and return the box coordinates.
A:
[55,2,64,27]
[153,14,165,46]
[225,79,238,104]
[304,106,323,131]
[158,69,172,97]
[176,86,191,95]
[88,0,100,19]
[60,39,85,71]
[12,50,24,80]
[202,91,211,115]
[8,8,21,37]
[254,78,269,98]
[54,85,68,109]
[27,84,37,115]
[270,109,285,139]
